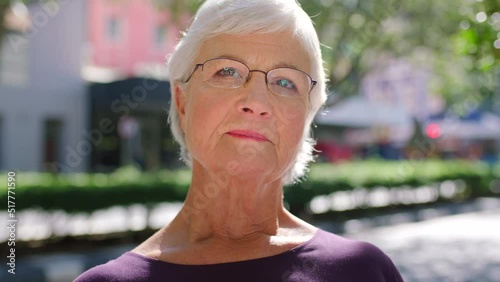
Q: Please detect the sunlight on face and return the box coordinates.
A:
[176,31,312,183]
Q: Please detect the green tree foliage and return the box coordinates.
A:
[449,0,499,112]
[299,0,499,106]
[299,0,406,98]
[152,0,201,24]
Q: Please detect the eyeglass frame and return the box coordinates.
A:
[183,57,318,98]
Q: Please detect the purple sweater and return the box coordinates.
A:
[74,229,404,282]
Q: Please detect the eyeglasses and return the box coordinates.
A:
[184,58,317,98]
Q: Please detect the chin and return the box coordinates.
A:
[196,155,283,182]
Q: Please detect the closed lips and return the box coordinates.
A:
[227,130,269,141]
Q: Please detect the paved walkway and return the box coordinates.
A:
[346,205,500,282]
[2,198,500,282]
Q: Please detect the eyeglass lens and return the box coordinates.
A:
[199,58,313,98]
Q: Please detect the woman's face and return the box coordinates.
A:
[176,31,311,183]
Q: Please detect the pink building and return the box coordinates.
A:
[87,0,186,77]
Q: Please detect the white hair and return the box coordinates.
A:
[167,0,327,185]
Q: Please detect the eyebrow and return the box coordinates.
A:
[216,54,301,71]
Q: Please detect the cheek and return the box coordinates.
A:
[278,101,307,131]
[185,89,208,124]
[183,93,227,148]
[274,102,308,152]
[281,123,305,156]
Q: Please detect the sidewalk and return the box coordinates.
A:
[346,203,500,282]
[2,198,500,282]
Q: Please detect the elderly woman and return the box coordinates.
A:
[76,0,403,281]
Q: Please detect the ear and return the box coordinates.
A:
[174,84,187,132]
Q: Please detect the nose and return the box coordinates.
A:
[237,71,272,118]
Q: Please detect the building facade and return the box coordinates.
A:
[85,0,183,171]
[87,0,182,78]
[0,0,87,172]
[0,0,190,173]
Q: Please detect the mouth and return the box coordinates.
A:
[227,130,270,142]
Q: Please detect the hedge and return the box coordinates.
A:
[0,160,497,213]
[285,159,495,212]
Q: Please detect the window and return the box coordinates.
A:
[154,25,167,48]
[0,31,29,87]
[43,119,63,172]
[106,17,122,41]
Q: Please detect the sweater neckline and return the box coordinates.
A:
[125,228,324,267]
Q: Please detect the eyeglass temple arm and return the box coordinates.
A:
[310,80,318,91]
[183,64,204,83]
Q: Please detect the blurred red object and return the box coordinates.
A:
[315,141,353,162]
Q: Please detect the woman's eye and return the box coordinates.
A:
[217,67,240,77]
[276,79,296,90]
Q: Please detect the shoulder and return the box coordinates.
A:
[303,229,404,281]
[73,252,152,282]
[73,267,120,282]
[317,229,388,256]
[311,229,388,257]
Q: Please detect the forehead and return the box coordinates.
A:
[196,32,311,73]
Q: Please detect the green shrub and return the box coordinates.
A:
[285,159,492,212]
[0,160,495,213]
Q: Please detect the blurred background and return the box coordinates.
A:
[0,0,499,281]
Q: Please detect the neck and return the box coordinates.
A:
[176,161,286,242]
